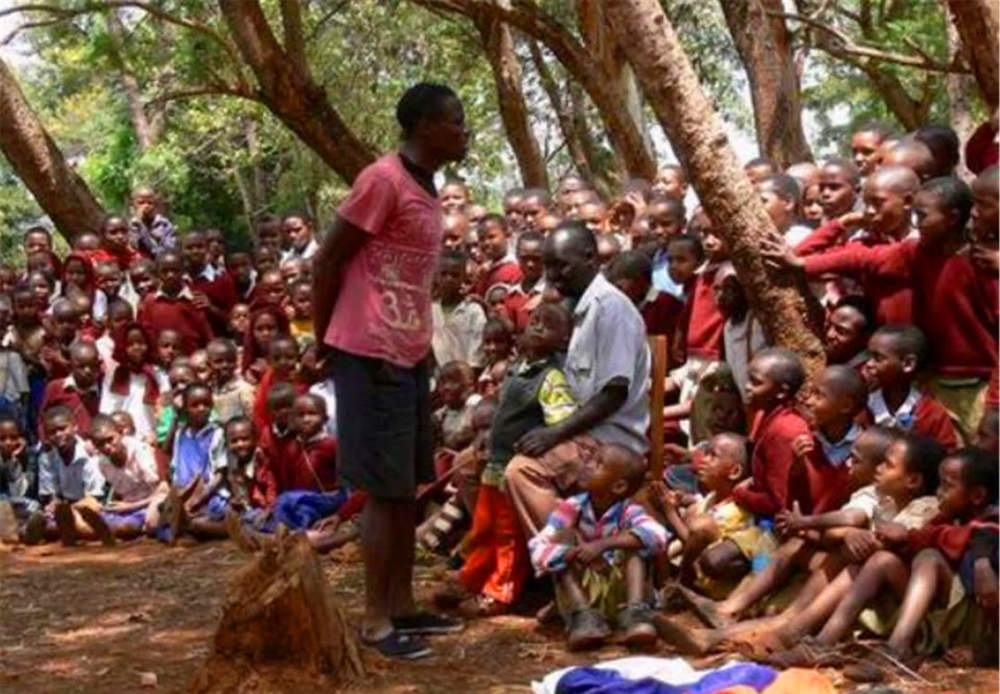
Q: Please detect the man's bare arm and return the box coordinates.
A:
[312,216,370,344]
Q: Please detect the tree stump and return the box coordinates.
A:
[191,530,364,693]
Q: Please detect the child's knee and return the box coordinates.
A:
[699,541,747,580]
[686,515,719,545]
[912,547,947,568]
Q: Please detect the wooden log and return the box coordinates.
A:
[191,530,363,693]
[648,335,668,480]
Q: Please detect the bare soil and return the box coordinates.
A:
[0,540,995,693]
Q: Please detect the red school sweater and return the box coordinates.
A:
[908,512,999,566]
[733,405,813,516]
[475,259,523,298]
[268,435,339,494]
[138,292,214,355]
[684,266,725,360]
[189,270,239,334]
[804,240,998,379]
[862,388,960,452]
[802,433,854,515]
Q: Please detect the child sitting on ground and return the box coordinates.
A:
[39,340,102,439]
[100,322,160,441]
[252,335,301,434]
[206,338,255,424]
[864,323,958,450]
[529,443,669,650]
[90,414,167,540]
[0,414,42,543]
[438,303,577,617]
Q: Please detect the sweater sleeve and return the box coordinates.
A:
[802,241,913,282]
[795,219,847,256]
[732,423,801,516]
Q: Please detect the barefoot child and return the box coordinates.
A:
[0,415,43,543]
[529,443,669,650]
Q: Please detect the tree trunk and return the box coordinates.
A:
[943,0,999,107]
[106,9,160,151]
[719,0,812,167]
[0,58,106,242]
[604,0,825,376]
[191,531,363,693]
[476,16,548,188]
[219,0,374,184]
[945,19,975,176]
[410,0,656,179]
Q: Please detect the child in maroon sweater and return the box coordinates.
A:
[137,251,213,355]
[862,324,959,451]
[39,341,102,438]
[182,231,238,337]
[732,348,812,517]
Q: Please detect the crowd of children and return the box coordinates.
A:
[0,117,997,677]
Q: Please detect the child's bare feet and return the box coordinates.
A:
[653,614,719,655]
[54,503,77,546]
[457,595,507,619]
[75,506,116,547]
[677,585,735,628]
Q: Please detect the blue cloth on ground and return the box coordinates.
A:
[554,661,776,694]
[103,507,146,531]
[271,489,347,530]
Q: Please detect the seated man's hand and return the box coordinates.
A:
[514,426,561,457]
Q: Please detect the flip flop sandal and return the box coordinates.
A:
[392,612,464,635]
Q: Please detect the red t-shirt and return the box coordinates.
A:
[324,154,443,368]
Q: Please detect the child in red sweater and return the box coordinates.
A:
[252,335,303,435]
[137,251,213,355]
[475,214,522,298]
[863,324,959,451]
[182,231,238,337]
[731,347,812,518]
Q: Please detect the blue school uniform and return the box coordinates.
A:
[170,422,229,520]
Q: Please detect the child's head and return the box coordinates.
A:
[801,183,824,228]
[807,365,867,428]
[911,176,973,246]
[818,158,860,218]
[206,338,238,386]
[0,414,24,459]
[281,257,310,286]
[189,349,212,384]
[69,291,93,325]
[470,397,496,433]
[481,318,513,365]
[744,157,779,185]
[479,214,511,262]
[864,324,927,391]
[257,269,286,307]
[666,234,703,285]
[96,261,124,298]
[100,216,131,254]
[824,297,872,365]
[970,166,998,245]
[695,214,728,263]
[485,285,509,319]
[695,432,748,495]
[253,246,279,275]
[230,303,251,337]
[282,212,315,252]
[704,368,748,435]
[266,381,297,430]
[42,405,77,452]
[49,298,80,344]
[156,328,182,368]
[293,393,327,439]
[205,228,225,262]
[442,211,470,250]
[875,432,944,502]
[860,165,919,236]
[227,251,254,287]
[269,335,299,376]
[440,180,470,214]
[851,123,891,175]
[168,363,196,394]
[652,164,687,201]
[155,251,185,295]
[711,264,747,320]
[936,447,997,520]
[848,426,892,490]
[182,383,213,429]
[23,226,52,256]
[522,302,571,360]
[596,234,621,268]
[110,411,135,437]
[12,286,38,325]
[0,265,15,295]
[520,188,552,233]
[68,341,100,390]
[516,231,545,283]
[250,307,283,352]
[225,416,256,461]
[580,443,647,503]
[913,125,960,179]
[437,361,475,410]
[63,254,93,292]
[289,279,312,320]
[116,323,152,369]
[90,414,126,464]
[128,258,156,297]
[181,231,209,274]
[606,250,652,307]
[131,186,158,222]
[745,347,806,412]
[255,214,282,251]
[757,174,800,232]
[579,200,608,236]
[881,140,936,182]
[645,197,686,243]
[503,188,525,229]
[435,250,466,303]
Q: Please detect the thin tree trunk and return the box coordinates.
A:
[945,19,975,176]
[943,0,999,107]
[476,16,547,188]
[219,0,374,183]
[605,0,825,376]
[106,9,159,151]
[719,0,812,167]
[0,58,105,242]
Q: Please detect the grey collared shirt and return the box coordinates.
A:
[565,272,651,454]
[38,437,106,501]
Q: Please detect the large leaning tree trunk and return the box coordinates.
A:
[191,531,363,693]
[719,0,811,167]
[219,0,374,184]
[0,58,105,242]
[605,0,825,377]
[943,0,999,108]
[476,15,548,188]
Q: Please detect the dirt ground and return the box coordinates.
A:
[0,540,995,694]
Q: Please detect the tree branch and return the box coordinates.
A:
[145,84,255,107]
[771,10,968,73]
[279,0,308,78]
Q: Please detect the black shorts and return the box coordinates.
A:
[332,348,433,500]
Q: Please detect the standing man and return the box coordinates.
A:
[313,83,469,659]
